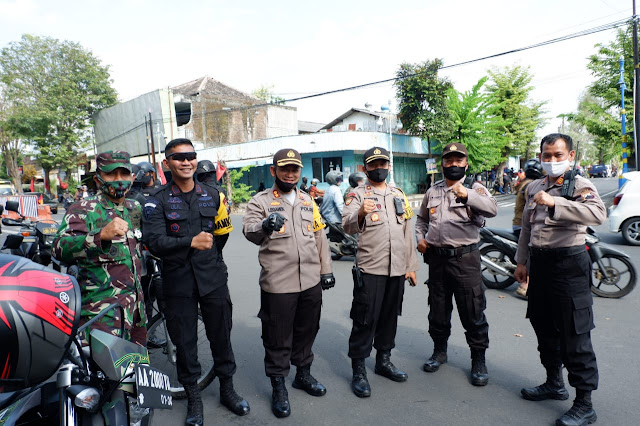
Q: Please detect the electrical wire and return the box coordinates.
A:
[103,16,633,142]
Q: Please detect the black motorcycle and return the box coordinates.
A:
[1,200,59,269]
[0,254,172,425]
[479,227,636,298]
[322,214,357,260]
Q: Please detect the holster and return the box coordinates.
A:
[352,264,364,289]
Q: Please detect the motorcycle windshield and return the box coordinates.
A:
[90,329,149,381]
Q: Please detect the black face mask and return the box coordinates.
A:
[442,166,466,181]
[366,168,388,183]
[275,176,297,193]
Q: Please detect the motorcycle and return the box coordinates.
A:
[479,226,636,298]
[0,254,172,425]
[1,200,59,269]
[322,214,357,260]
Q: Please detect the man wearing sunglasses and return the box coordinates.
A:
[142,139,249,424]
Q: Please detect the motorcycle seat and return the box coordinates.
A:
[485,227,518,242]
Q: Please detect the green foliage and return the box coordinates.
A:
[446,77,508,172]
[564,93,622,164]
[485,65,546,158]
[0,34,117,176]
[252,84,285,104]
[395,59,454,148]
[228,166,255,205]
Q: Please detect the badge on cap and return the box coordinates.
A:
[371,213,379,222]
[374,148,381,155]
[450,144,458,151]
[287,150,295,158]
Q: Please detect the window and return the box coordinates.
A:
[322,157,342,181]
[312,158,322,180]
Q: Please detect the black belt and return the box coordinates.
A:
[530,245,586,257]
[430,243,479,258]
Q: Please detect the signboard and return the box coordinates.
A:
[425,158,438,174]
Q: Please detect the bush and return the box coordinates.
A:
[228,166,255,205]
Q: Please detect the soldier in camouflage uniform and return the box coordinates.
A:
[53,151,146,346]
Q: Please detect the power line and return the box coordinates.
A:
[103,16,632,142]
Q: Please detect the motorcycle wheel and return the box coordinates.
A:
[591,253,637,298]
[480,244,516,289]
[146,312,216,399]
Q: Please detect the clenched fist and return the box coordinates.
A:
[262,213,285,235]
[451,182,468,201]
[533,191,555,208]
[358,199,376,220]
[191,231,214,251]
[100,217,129,241]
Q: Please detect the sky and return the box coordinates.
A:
[0,0,632,139]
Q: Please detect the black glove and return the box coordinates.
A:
[262,212,285,235]
[320,273,335,290]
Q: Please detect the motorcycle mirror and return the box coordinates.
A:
[5,200,20,213]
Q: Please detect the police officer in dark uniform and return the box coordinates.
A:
[196,159,224,194]
[415,142,497,386]
[515,133,605,426]
[142,138,249,424]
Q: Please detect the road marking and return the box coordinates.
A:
[600,189,618,197]
[499,202,515,208]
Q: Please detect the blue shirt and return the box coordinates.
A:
[320,185,344,224]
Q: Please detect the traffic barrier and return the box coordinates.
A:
[1,195,42,220]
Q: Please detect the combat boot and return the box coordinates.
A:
[374,350,408,382]
[292,363,327,396]
[470,348,489,386]
[556,390,597,425]
[219,377,250,416]
[183,383,203,425]
[270,377,291,418]
[521,365,570,401]
[423,339,448,373]
[351,358,371,398]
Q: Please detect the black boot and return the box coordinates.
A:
[521,365,570,401]
[292,364,327,396]
[351,358,371,398]
[270,377,291,418]
[219,377,250,416]
[184,383,203,425]
[423,340,448,373]
[470,348,489,386]
[374,350,408,382]
[556,390,597,426]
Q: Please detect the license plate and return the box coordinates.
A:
[134,364,173,409]
[22,237,37,243]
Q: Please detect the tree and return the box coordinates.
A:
[228,165,255,207]
[0,34,118,190]
[21,164,37,183]
[485,65,546,180]
[395,59,455,165]
[0,87,23,192]
[446,76,508,172]
[564,93,622,164]
[252,84,285,104]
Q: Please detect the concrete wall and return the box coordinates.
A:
[94,89,178,157]
[266,105,298,138]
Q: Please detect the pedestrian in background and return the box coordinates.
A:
[515,133,605,426]
[342,146,419,398]
[415,142,497,386]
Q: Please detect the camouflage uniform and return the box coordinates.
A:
[53,152,146,346]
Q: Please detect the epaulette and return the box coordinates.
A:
[434,179,445,186]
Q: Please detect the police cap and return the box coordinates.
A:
[363,146,390,164]
[441,143,468,158]
[273,149,303,168]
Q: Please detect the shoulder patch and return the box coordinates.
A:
[143,197,160,221]
[578,188,596,200]
[476,188,487,195]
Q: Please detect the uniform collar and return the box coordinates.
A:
[168,179,204,196]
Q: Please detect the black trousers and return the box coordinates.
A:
[348,274,405,359]
[258,284,322,377]
[528,248,598,391]
[163,284,236,385]
[427,249,489,349]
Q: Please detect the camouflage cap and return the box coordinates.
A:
[441,143,468,158]
[273,148,303,167]
[96,151,132,172]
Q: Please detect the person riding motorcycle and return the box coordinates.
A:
[344,172,366,201]
[512,158,543,299]
[309,178,324,204]
[320,170,344,225]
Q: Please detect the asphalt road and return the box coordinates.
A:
[2,177,637,425]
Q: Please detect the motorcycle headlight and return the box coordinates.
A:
[45,235,56,245]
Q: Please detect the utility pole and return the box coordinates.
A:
[149,110,157,169]
[634,0,640,171]
[619,56,629,188]
[144,115,150,163]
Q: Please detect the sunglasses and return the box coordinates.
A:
[166,152,197,162]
